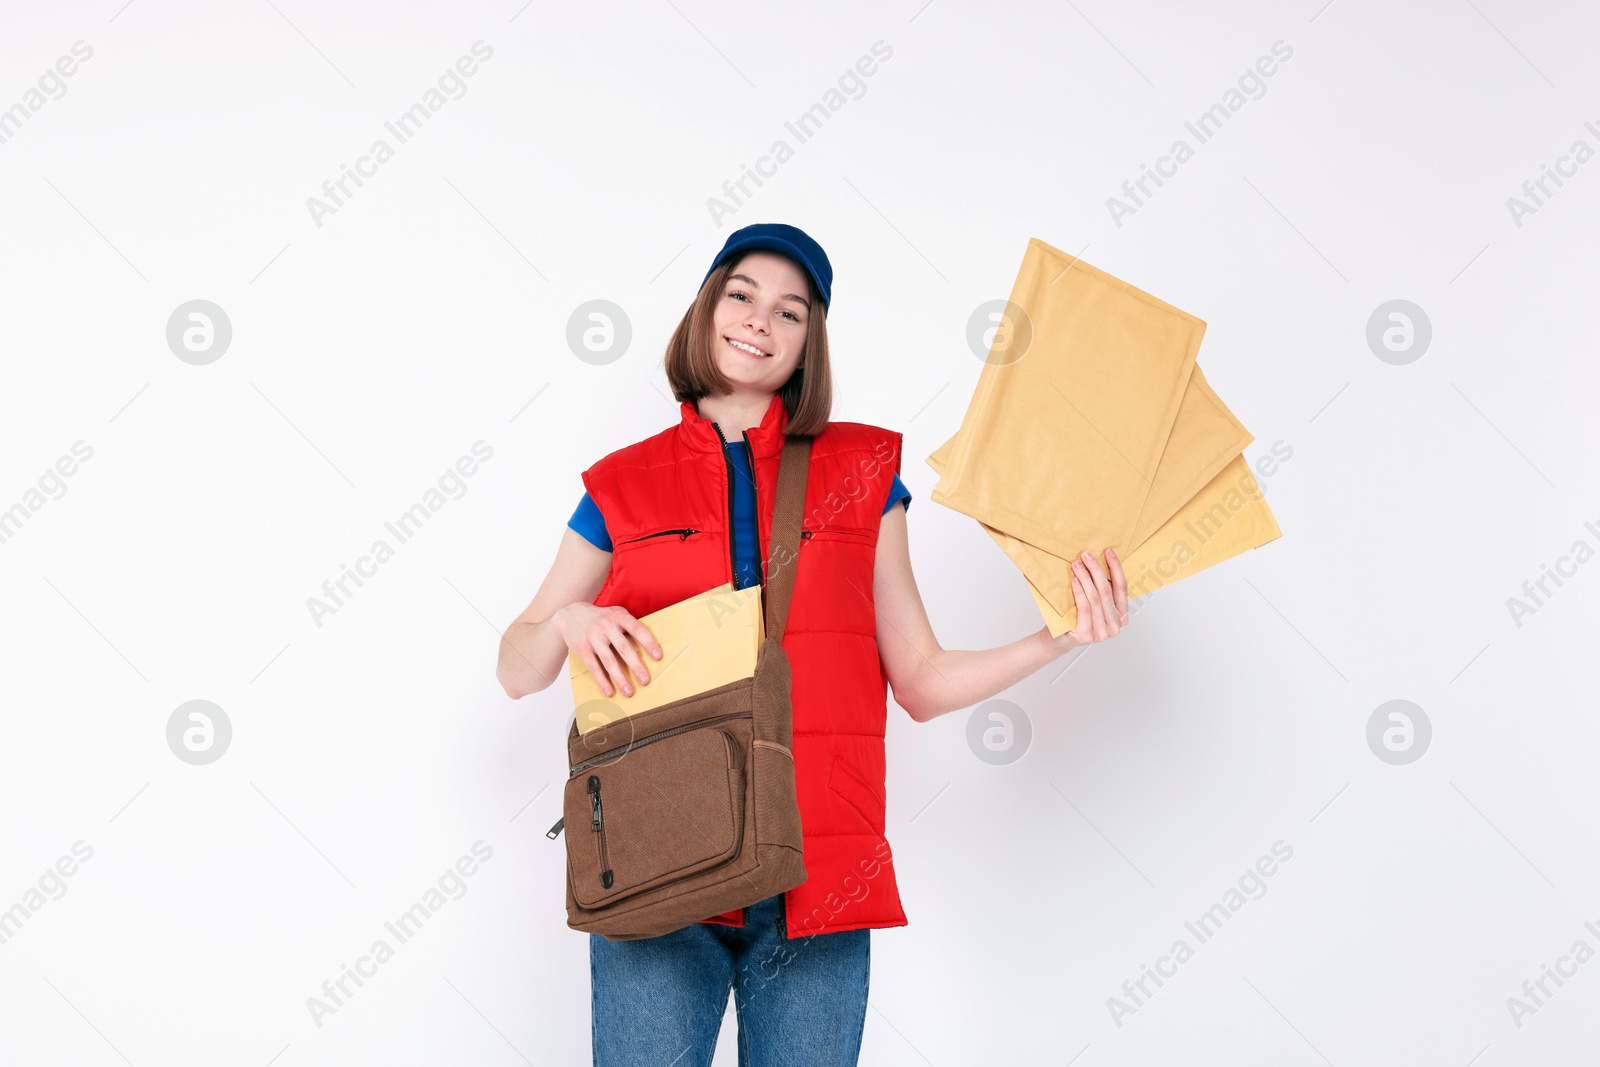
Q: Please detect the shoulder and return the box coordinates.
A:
[811,420,903,476]
[582,423,677,482]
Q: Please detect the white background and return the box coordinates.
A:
[2,1,1598,1064]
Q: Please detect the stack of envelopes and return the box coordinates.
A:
[928,238,1282,636]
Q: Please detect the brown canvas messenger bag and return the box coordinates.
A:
[546,435,812,940]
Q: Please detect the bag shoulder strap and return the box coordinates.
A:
[762,435,812,637]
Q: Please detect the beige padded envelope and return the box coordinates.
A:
[928,237,1205,561]
[928,238,1282,635]
[930,363,1255,617]
[1023,455,1282,635]
[569,581,763,732]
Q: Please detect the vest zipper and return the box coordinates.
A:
[618,528,698,544]
[567,711,753,775]
[710,422,740,589]
[742,429,766,613]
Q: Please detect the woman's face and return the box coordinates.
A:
[709,251,812,394]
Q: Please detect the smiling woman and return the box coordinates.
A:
[495,222,1130,1067]
[662,241,834,437]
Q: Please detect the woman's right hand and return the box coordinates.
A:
[554,602,663,699]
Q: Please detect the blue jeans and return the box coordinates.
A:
[590,893,870,1067]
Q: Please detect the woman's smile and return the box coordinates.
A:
[726,336,772,359]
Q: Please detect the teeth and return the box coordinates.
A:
[728,338,768,357]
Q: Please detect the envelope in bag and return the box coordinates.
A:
[569,581,763,732]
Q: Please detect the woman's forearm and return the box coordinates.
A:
[496,610,571,700]
[897,628,1068,722]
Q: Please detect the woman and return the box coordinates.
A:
[496,223,1129,1066]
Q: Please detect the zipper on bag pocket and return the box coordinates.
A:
[588,775,614,889]
[568,711,752,775]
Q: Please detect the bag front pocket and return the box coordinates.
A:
[565,716,748,909]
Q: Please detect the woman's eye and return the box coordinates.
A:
[728,291,799,322]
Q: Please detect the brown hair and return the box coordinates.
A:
[663,255,832,437]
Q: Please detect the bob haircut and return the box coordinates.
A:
[664,254,832,437]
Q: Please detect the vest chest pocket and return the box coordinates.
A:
[616,527,703,547]
[604,525,726,611]
[800,525,875,547]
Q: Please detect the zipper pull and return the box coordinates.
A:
[546,817,564,839]
[588,775,603,831]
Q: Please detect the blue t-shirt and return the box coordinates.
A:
[570,441,910,589]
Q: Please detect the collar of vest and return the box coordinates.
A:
[676,392,790,459]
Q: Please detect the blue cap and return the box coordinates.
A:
[702,223,832,313]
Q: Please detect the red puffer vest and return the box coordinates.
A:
[580,392,909,938]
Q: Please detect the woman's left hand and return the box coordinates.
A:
[1045,548,1130,651]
